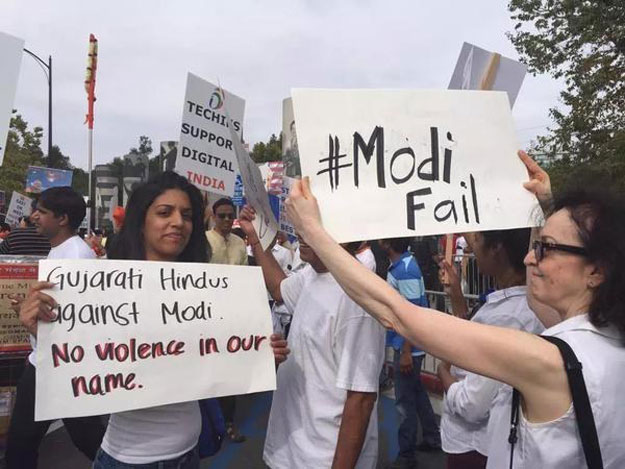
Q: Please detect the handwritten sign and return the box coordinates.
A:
[228,118,278,251]
[5,192,32,227]
[176,73,245,196]
[35,259,275,421]
[292,89,541,243]
[449,42,527,107]
[0,32,24,166]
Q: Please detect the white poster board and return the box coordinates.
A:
[5,192,32,226]
[292,89,541,243]
[228,120,278,251]
[448,42,527,106]
[176,73,245,196]
[0,32,25,166]
[35,259,275,420]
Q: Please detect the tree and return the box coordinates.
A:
[44,145,72,170]
[0,111,45,194]
[508,1,625,191]
[250,133,282,163]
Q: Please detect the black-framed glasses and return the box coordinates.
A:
[532,240,588,263]
[216,213,235,220]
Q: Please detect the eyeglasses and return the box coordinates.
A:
[532,240,588,263]
[216,213,235,220]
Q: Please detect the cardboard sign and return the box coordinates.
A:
[35,259,275,420]
[448,42,527,107]
[228,121,278,251]
[176,73,245,196]
[0,261,38,353]
[0,32,24,166]
[292,89,541,243]
[5,192,32,227]
[25,166,74,194]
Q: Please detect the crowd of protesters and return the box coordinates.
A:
[0,150,623,469]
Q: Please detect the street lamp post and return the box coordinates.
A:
[22,48,52,158]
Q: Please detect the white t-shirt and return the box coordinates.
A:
[440,286,545,456]
[263,265,385,469]
[454,236,467,262]
[101,402,201,464]
[29,235,96,366]
[356,247,377,272]
[486,314,625,468]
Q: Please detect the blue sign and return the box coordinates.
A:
[25,166,73,194]
[232,174,244,206]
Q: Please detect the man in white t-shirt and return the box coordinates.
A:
[240,206,385,469]
[6,187,105,469]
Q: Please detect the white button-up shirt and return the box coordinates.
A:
[441,286,545,455]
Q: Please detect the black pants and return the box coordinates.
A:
[5,362,106,469]
[219,395,237,424]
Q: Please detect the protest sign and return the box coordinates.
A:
[281,98,302,178]
[176,73,245,196]
[292,89,541,243]
[0,32,24,166]
[449,42,527,107]
[0,261,38,353]
[279,176,296,237]
[228,121,278,251]
[35,259,275,421]
[25,166,74,194]
[5,192,32,227]
[232,174,245,207]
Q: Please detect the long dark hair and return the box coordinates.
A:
[107,171,210,263]
[552,188,625,343]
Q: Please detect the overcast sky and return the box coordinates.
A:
[2,0,562,171]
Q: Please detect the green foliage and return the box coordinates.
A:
[0,111,45,194]
[250,133,282,163]
[508,0,625,191]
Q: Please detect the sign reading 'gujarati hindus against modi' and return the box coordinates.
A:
[176,73,245,196]
[35,259,275,421]
[292,88,542,244]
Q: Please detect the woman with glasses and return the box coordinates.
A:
[285,151,625,468]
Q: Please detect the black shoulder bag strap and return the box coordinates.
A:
[508,335,604,469]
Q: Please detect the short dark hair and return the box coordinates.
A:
[481,228,531,274]
[213,198,235,213]
[0,222,10,232]
[552,188,625,343]
[384,237,412,255]
[37,186,86,231]
[107,171,209,263]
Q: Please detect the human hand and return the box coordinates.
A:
[438,259,461,295]
[399,351,414,375]
[19,282,57,335]
[8,294,24,314]
[437,361,452,379]
[239,205,261,244]
[270,333,290,364]
[285,177,322,239]
[519,150,552,209]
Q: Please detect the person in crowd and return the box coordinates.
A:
[356,241,377,272]
[6,187,105,468]
[206,198,247,266]
[240,206,385,469]
[205,197,248,442]
[103,205,125,254]
[285,151,625,468]
[436,228,545,469]
[379,237,441,469]
[0,221,12,240]
[18,172,289,468]
[0,204,51,257]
